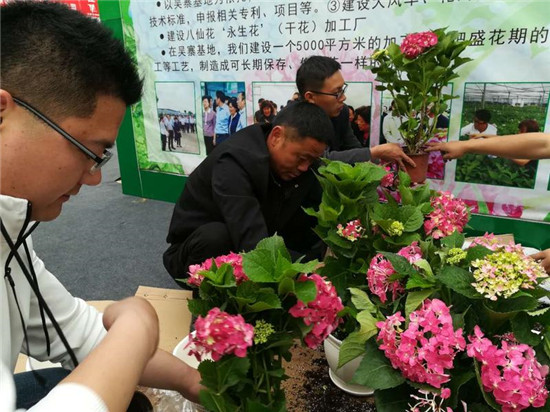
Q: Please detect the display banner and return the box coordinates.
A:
[0,0,100,17]
[119,0,549,224]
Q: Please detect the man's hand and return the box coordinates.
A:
[531,248,550,274]
[370,143,416,169]
[426,141,468,160]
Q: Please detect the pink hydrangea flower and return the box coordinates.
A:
[367,253,404,304]
[187,252,248,286]
[400,31,438,59]
[398,241,423,264]
[376,299,466,389]
[187,307,254,362]
[466,326,549,411]
[468,233,523,254]
[367,243,422,303]
[424,192,469,239]
[381,166,396,188]
[289,274,343,349]
[336,219,364,242]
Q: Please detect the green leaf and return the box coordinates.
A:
[277,277,295,296]
[374,384,414,412]
[198,357,250,394]
[511,312,541,346]
[294,279,317,304]
[187,299,211,317]
[381,252,417,277]
[199,390,229,412]
[351,339,405,389]
[399,205,424,232]
[488,295,540,314]
[247,290,282,312]
[437,266,482,298]
[413,259,434,278]
[349,287,377,312]
[447,368,475,408]
[255,234,291,261]
[406,272,437,289]
[338,331,369,368]
[405,289,434,318]
[441,230,465,249]
[243,249,276,282]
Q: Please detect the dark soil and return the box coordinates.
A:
[282,344,376,412]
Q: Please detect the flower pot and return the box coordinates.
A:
[403,151,430,183]
[323,334,374,396]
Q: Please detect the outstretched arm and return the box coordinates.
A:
[427,133,550,160]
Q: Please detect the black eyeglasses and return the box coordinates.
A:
[310,83,348,100]
[12,97,112,174]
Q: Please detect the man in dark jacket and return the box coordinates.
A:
[296,56,415,169]
[163,102,333,285]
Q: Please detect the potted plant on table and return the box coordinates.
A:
[307,159,550,411]
[183,235,343,411]
[371,28,472,182]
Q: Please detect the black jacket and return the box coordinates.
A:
[165,124,322,274]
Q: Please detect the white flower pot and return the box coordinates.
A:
[323,334,374,396]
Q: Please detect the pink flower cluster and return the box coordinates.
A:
[400,31,438,59]
[187,252,248,286]
[424,192,469,239]
[336,219,364,242]
[468,233,523,254]
[187,307,254,362]
[381,166,396,188]
[376,299,466,389]
[289,274,343,349]
[466,326,548,411]
[367,242,422,303]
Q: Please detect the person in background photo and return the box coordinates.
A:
[257,100,276,124]
[354,105,371,147]
[213,90,230,147]
[347,105,362,144]
[159,114,168,151]
[1,2,201,411]
[237,91,247,132]
[254,97,265,123]
[460,108,498,138]
[510,119,540,166]
[202,95,216,155]
[227,97,241,136]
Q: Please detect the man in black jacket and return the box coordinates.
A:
[163,102,333,285]
[296,55,415,169]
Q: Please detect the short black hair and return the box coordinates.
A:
[1,1,142,120]
[202,95,212,102]
[216,90,227,101]
[238,91,245,100]
[296,56,341,96]
[228,97,238,110]
[272,101,333,144]
[474,109,491,122]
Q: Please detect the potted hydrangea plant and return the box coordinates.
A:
[183,235,343,411]
[307,159,550,411]
[371,28,472,182]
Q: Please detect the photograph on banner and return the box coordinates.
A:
[379,86,452,180]
[455,82,549,189]
[201,81,246,151]
[155,82,199,155]
[252,82,297,124]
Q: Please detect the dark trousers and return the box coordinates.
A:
[215,133,230,147]
[163,222,233,289]
[204,135,214,155]
[15,367,71,409]
[168,130,175,150]
[161,134,167,151]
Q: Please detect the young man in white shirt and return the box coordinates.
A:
[1,2,201,410]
